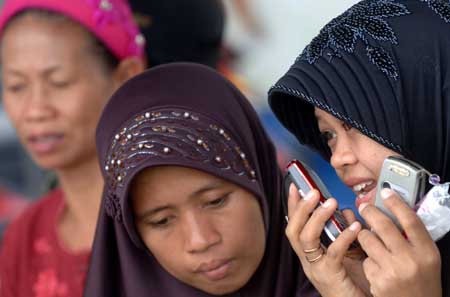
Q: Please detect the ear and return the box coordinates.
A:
[112,57,146,86]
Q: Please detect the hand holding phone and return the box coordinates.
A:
[374,156,429,228]
[284,159,357,248]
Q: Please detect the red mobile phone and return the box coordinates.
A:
[283,159,357,248]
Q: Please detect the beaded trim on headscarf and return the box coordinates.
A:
[269,84,403,153]
[103,108,257,221]
[87,0,145,56]
[421,0,450,23]
[298,0,410,80]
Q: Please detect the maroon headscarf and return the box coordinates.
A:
[84,63,318,297]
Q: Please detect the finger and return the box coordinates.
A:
[300,198,338,250]
[342,208,357,224]
[362,257,381,296]
[287,184,319,218]
[303,244,325,264]
[358,202,407,252]
[357,228,390,267]
[285,187,320,247]
[326,221,362,268]
[378,188,434,246]
[287,183,300,219]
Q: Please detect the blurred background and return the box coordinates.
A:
[222,0,360,206]
[0,0,361,234]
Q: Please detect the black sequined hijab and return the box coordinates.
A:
[84,63,317,297]
[268,0,450,295]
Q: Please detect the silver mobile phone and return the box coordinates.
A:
[375,156,429,228]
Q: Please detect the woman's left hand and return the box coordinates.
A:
[358,188,442,297]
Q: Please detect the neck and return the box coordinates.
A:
[56,156,104,251]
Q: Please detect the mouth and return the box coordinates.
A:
[195,259,233,281]
[351,180,377,209]
[27,133,64,155]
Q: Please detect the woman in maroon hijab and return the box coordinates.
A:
[84,63,318,297]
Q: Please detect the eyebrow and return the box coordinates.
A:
[5,65,61,77]
[136,181,225,220]
[189,181,223,198]
[136,205,173,221]
[3,68,26,79]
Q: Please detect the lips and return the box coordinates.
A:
[27,133,64,155]
[355,186,377,209]
[195,259,233,281]
[345,179,377,210]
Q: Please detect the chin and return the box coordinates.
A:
[29,155,60,170]
[200,275,250,295]
[30,153,81,172]
[199,283,240,296]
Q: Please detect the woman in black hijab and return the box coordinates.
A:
[83,63,318,297]
[269,0,449,296]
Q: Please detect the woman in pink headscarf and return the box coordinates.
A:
[0,1,145,296]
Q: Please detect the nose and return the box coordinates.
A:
[182,213,221,253]
[23,85,55,123]
[330,134,357,171]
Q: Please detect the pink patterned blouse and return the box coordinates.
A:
[0,189,90,297]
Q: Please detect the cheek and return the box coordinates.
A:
[136,225,172,256]
[151,244,181,269]
[2,95,23,128]
[62,87,111,130]
[226,199,266,260]
[361,154,385,177]
[368,148,399,178]
[354,134,399,177]
[139,228,190,279]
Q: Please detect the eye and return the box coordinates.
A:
[342,122,352,131]
[320,130,338,150]
[51,80,71,88]
[205,193,231,209]
[147,216,175,228]
[320,130,337,143]
[5,84,25,93]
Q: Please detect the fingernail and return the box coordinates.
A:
[322,199,332,208]
[358,202,368,213]
[381,188,393,200]
[289,183,296,195]
[303,190,314,201]
[349,221,360,231]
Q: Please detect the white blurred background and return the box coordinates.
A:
[223,0,360,100]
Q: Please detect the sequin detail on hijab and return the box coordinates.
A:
[298,0,410,79]
[421,0,450,23]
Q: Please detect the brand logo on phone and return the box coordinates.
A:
[389,165,410,177]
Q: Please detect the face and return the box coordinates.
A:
[314,108,400,209]
[1,15,119,171]
[131,166,266,295]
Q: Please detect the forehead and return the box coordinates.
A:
[135,166,219,185]
[130,166,245,218]
[132,166,228,199]
[314,107,340,125]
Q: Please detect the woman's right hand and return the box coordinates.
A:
[285,184,369,297]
